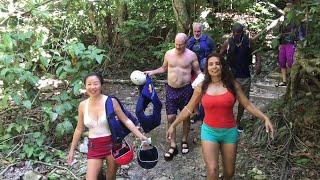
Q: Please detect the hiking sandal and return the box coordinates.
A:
[164,146,178,161]
[181,141,189,154]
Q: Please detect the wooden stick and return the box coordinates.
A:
[103,78,167,85]
[31,160,80,180]
[0,162,18,176]
[252,16,284,41]
[0,132,34,144]
[263,0,285,15]
[5,139,24,158]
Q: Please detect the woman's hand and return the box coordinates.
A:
[141,137,152,146]
[265,118,275,139]
[67,150,74,165]
[166,125,175,142]
[140,136,150,143]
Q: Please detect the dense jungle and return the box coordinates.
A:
[0,0,319,179]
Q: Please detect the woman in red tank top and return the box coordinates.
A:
[167,53,274,180]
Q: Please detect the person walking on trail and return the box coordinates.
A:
[144,33,201,161]
[276,2,301,87]
[166,53,274,180]
[67,72,149,180]
[187,22,216,72]
[187,22,216,123]
[219,23,262,132]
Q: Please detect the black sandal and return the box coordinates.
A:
[164,146,178,161]
[181,141,189,154]
[275,82,287,87]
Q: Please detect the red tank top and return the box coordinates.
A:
[201,91,236,128]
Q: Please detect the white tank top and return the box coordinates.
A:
[83,95,111,138]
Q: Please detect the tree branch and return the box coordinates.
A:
[0,132,35,144]
[172,0,189,33]
[252,16,284,41]
[0,0,60,25]
[88,4,104,48]
[31,160,80,180]
[103,78,167,85]
[21,0,55,16]
[0,162,19,176]
[263,0,285,16]
[251,0,288,41]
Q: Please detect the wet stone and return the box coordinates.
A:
[22,171,43,180]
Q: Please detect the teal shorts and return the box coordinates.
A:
[201,123,239,144]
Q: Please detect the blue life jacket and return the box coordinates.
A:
[136,76,162,133]
[105,96,140,143]
[187,35,211,62]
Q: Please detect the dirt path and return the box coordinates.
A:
[102,83,275,180]
[0,81,279,180]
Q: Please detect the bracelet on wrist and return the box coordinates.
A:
[185,106,192,114]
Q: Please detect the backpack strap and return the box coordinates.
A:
[105,96,139,143]
[199,35,210,58]
[187,36,196,49]
[105,96,115,119]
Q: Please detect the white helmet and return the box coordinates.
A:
[130,70,146,85]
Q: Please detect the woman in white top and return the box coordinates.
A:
[67,72,148,180]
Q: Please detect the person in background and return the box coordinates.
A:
[145,33,201,160]
[187,22,216,72]
[187,22,216,122]
[167,53,274,180]
[187,22,216,123]
[219,23,262,132]
[67,72,149,180]
[276,2,301,87]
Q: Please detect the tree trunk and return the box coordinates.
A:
[88,4,104,48]
[114,0,130,47]
[105,12,113,46]
[116,0,128,25]
[148,5,157,22]
[172,0,190,33]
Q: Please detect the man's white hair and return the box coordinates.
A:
[192,22,203,30]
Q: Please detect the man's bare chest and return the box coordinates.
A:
[168,58,192,68]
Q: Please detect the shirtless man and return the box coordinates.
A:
[145,33,201,161]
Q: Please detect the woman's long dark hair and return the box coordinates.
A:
[201,53,236,97]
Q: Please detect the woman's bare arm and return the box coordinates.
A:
[235,82,274,135]
[171,85,202,128]
[112,98,147,141]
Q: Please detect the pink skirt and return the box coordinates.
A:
[87,136,113,159]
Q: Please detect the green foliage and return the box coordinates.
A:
[0,0,108,162]
[295,158,311,165]
[55,119,74,138]
[246,2,277,33]
[151,41,174,61]
[297,1,320,57]
[0,0,318,168]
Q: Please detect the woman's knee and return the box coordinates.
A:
[223,168,235,179]
[106,164,117,180]
[106,157,118,174]
[207,164,219,177]
[86,159,102,180]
